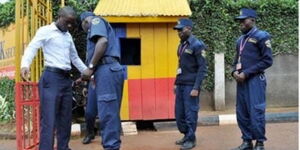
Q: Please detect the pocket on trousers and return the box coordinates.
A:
[110,64,123,72]
[254,103,266,120]
[41,73,50,88]
[191,105,199,112]
[97,93,117,102]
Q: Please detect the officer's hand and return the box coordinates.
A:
[190,89,199,97]
[21,67,30,81]
[238,72,246,82]
[173,85,177,94]
[233,71,240,81]
[82,68,93,80]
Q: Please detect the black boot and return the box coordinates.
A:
[82,133,95,144]
[253,141,265,150]
[231,141,253,150]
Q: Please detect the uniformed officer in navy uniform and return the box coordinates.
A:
[232,8,273,150]
[21,7,93,150]
[173,18,207,150]
[80,12,125,150]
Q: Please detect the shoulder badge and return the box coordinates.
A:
[184,49,193,54]
[265,40,272,48]
[201,50,206,58]
[248,38,257,44]
[92,18,100,25]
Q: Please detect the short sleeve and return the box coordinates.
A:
[89,17,108,41]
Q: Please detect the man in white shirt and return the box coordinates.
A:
[21,6,93,150]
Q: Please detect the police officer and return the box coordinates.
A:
[173,18,207,150]
[80,12,125,150]
[21,7,93,150]
[232,8,273,150]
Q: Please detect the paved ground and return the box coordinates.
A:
[0,122,298,150]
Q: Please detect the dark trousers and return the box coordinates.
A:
[38,70,72,150]
[94,63,125,150]
[175,85,200,142]
[85,83,97,135]
[236,74,267,142]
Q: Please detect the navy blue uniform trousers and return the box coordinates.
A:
[85,83,97,135]
[94,62,124,150]
[175,85,200,142]
[236,74,267,142]
[38,70,72,150]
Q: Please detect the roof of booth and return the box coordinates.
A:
[94,0,192,17]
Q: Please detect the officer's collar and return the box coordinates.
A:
[181,35,194,44]
[244,26,257,36]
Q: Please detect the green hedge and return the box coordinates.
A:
[0,77,15,122]
[0,0,15,28]
[189,0,298,90]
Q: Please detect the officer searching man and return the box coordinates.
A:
[79,11,125,150]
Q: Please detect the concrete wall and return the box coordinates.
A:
[201,54,299,110]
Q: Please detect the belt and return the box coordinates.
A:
[98,56,119,65]
[44,66,70,75]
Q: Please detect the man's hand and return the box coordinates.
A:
[233,71,240,81]
[21,67,30,81]
[82,68,93,80]
[190,89,199,97]
[74,77,83,85]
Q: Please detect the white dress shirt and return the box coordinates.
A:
[21,22,87,73]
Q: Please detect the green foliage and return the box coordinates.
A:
[0,77,15,122]
[0,0,15,28]
[190,0,298,90]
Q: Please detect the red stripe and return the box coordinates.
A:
[128,78,176,120]
[128,79,143,119]
[154,79,169,119]
[168,78,175,118]
[141,79,156,120]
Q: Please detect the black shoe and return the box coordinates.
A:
[231,141,253,150]
[175,136,187,145]
[82,134,95,144]
[253,141,265,150]
[180,141,196,150]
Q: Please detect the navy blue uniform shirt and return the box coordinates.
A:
[175,35,207,90]
[86,16,120,64]
[233,27,273,78]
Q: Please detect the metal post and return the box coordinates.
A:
[214,53,226,110]
[15,0,21,82]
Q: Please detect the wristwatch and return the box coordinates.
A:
[88,63,95,70]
